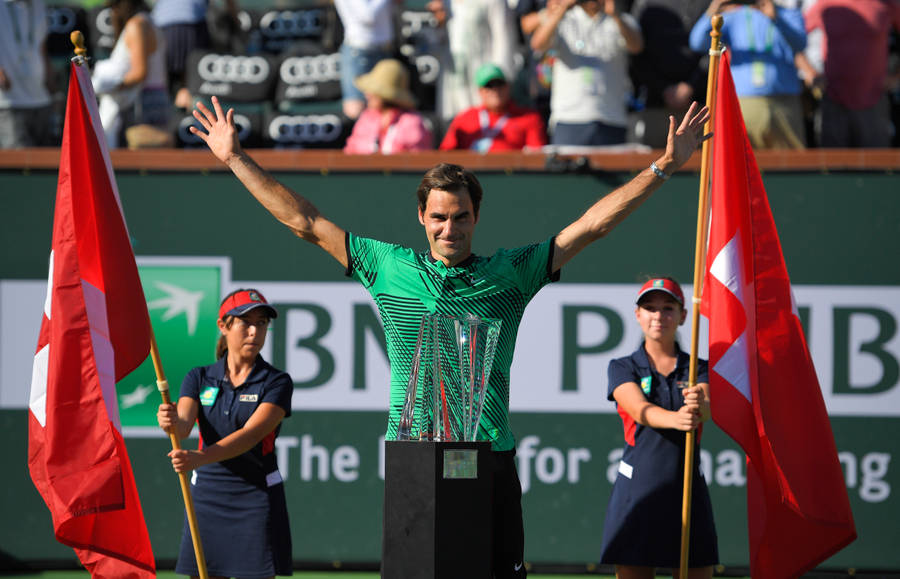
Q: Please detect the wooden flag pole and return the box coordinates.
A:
[680,14,724,579]
[69,30,209,579]
[149,330,210,579]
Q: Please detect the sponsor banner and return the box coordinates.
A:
[399,9,439,44]
[397,9,441,110]
[2,257,899,421]
[87,5,115,57]
[186,51,278,102]
[264,110,350,148]
[176,105,264,148]
[2,257,227,413]
[46,5,89,57]
[253,7,335,53]
[275,51,342,103]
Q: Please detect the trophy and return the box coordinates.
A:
[397,312,502,442]
[386,312,501,578]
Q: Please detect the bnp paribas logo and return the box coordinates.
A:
[118,258,227,431]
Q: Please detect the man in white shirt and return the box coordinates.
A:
[0,0,54,148]
[531,0,643,146]
[334,0,396,120]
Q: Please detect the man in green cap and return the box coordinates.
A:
[440,63,547,152]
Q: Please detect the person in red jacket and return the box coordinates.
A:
[439,63,547,152]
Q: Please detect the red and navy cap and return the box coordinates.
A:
[636,278,684,306]
[218,289,278,320]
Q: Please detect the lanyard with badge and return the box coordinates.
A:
[571,10,611,97]
[471,109,508,153]
[745,7,774,88]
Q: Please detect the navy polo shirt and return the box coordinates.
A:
[181,355,293,487]
[607,343,708,448]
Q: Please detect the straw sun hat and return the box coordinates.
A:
[354,59,417,109]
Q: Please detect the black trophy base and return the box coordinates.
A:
[381,440,493,579]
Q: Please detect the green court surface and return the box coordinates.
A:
[0,574,619,579]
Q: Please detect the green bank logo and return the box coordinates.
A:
[117,263,222,428]
[3,274,887,419]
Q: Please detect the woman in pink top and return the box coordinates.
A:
[343,59,433,154]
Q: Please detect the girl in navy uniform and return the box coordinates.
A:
[599,278,718,578]
[158,289,293,578]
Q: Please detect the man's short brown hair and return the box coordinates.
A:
[416,163,483,218]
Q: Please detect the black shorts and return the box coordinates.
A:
[490,449,527,579]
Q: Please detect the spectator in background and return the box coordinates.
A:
[803,0,900,147]
[0,0,55,148]
[691,0,807,149]
[428,0,519,124]
[628,0,708,148]
[343,58,433,154]
[335,0,397,120]
[440,63,547,152]
[152,0,236,110]
[531,0,643,146]
[518,0,549,37]
[791,0,825,74]
[92,0,169,149]
[516,0,553,125]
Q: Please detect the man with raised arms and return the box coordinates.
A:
[190,96,710,578]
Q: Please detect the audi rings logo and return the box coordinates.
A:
[93,7,114,36]
[237,10,253,32]
[260,10,323,39]
[279,54,340,85]
[268,114,342,144]
[400,11,438,39]
[198,55,271,84]
[179,114,252,145]
[48,7,77,34]
[415,55,440,85]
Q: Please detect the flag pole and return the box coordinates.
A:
[680,14,723,579]
[68,30,209,579]
[148,330,210,579]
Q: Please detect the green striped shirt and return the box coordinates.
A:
[347,233,559,451]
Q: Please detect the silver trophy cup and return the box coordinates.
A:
[397,312,502,442]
